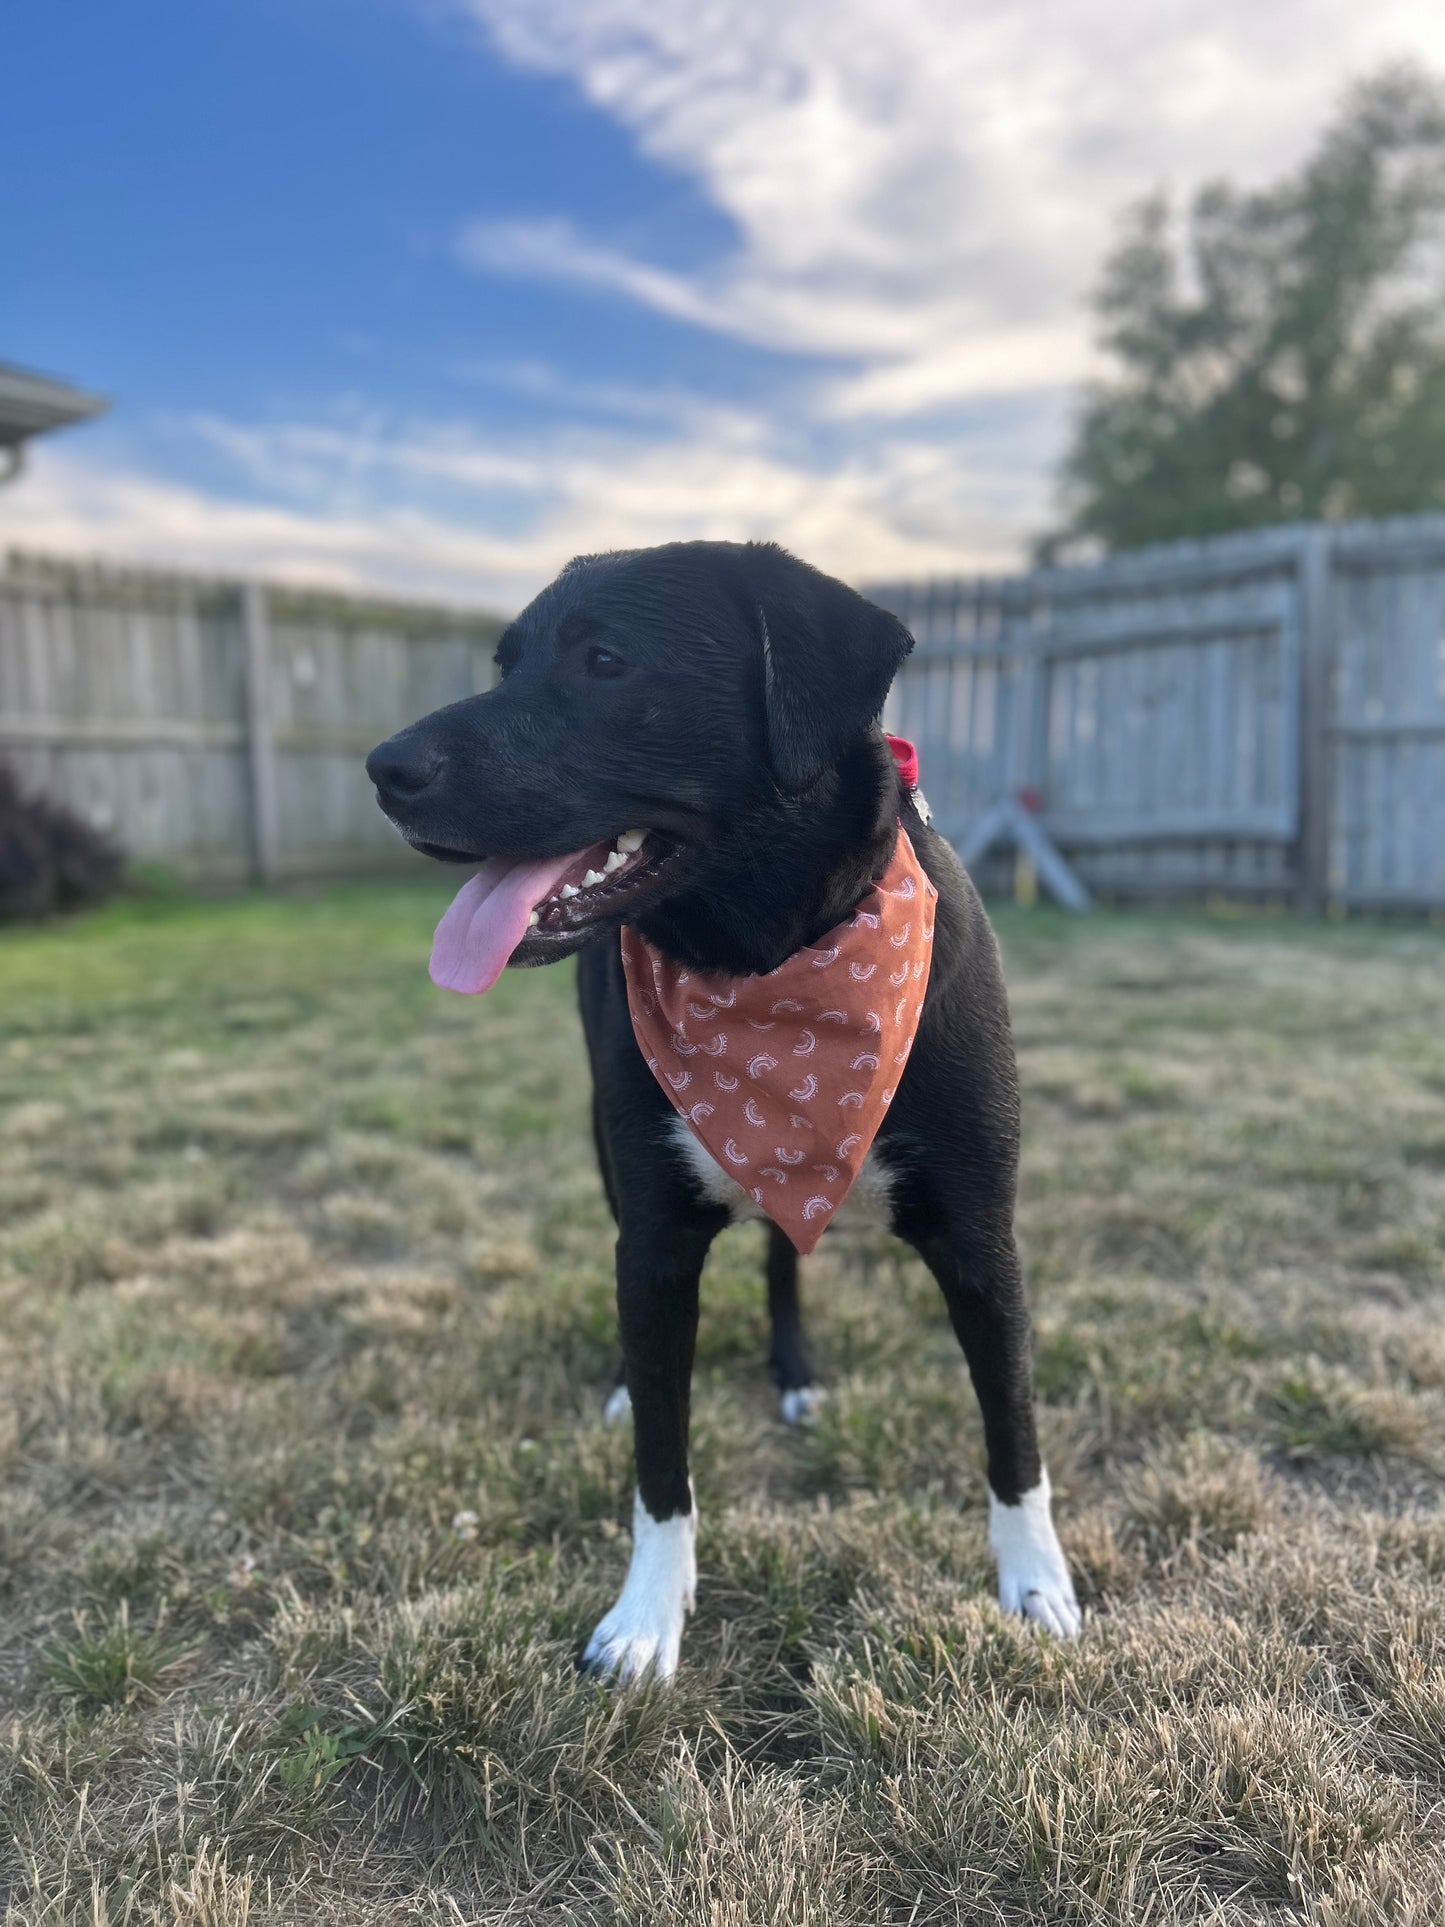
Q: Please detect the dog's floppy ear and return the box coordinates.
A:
[740,544,914,793]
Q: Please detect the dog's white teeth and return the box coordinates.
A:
[528,910,539,927]
[616,829,646,853]
[560,883,579,899]
[583,869,604,887]
[604,849,627,873]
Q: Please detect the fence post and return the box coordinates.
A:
[1294,527,1334,915]
[240,580,280,883]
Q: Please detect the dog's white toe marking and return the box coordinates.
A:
[989,1470,1081,1639]
[602,1382,633,1427]
[582,1488,696,1683]
[779,1384,825,1427]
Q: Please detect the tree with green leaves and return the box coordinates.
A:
[1041,66,1445,558]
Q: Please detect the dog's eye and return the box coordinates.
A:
[586,646,627,680]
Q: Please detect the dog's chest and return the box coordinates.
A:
[668,1117,897,1230]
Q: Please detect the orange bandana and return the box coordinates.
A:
[621,828,937,1254]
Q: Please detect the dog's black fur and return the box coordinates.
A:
[369,541,1063,1658]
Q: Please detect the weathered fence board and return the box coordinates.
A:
[1326,524,1445,907]
[0,555,502,881]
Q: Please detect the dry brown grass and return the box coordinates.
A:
[0,886,1442,1923]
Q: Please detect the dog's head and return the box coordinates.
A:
[366,540,913,992]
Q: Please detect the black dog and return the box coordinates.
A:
[367,540,1079,1679]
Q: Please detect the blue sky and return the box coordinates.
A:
[4,0,1444,610]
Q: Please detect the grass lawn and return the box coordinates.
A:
[1,884,1443,1924]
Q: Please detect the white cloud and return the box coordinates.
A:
[8,395,1057,611]
[459,0,1445,413]
[456,214,929,358]
[4,447,541,605]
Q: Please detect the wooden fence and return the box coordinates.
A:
[0,554,502,882]
[3,517,1444,908]
[872,515,1445,911]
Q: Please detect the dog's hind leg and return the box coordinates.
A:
[591,1091,637,1427]
[902,1207,1080,1639]
[582,1213,720,1683]
[766,1225,822,1426]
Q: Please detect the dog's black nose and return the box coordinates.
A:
[366,734,442,805]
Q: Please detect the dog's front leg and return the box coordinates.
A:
[582,1221,713,1683]
[911,1219,1081,1638]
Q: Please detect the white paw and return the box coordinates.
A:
[602,1382,633,1427]
[989,1471,1081,1640]
[779,1384,825,1427]
[582,1489,696,1684]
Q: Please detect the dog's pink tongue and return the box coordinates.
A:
[429,850,583,994]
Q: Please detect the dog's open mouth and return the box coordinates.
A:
[429,829,673,994]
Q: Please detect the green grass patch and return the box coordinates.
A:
[36,1603,193,1715]
[0,885,1442,1921]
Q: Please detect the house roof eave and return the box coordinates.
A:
[0,362,109,447]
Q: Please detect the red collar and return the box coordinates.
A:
[885,731,920,791]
